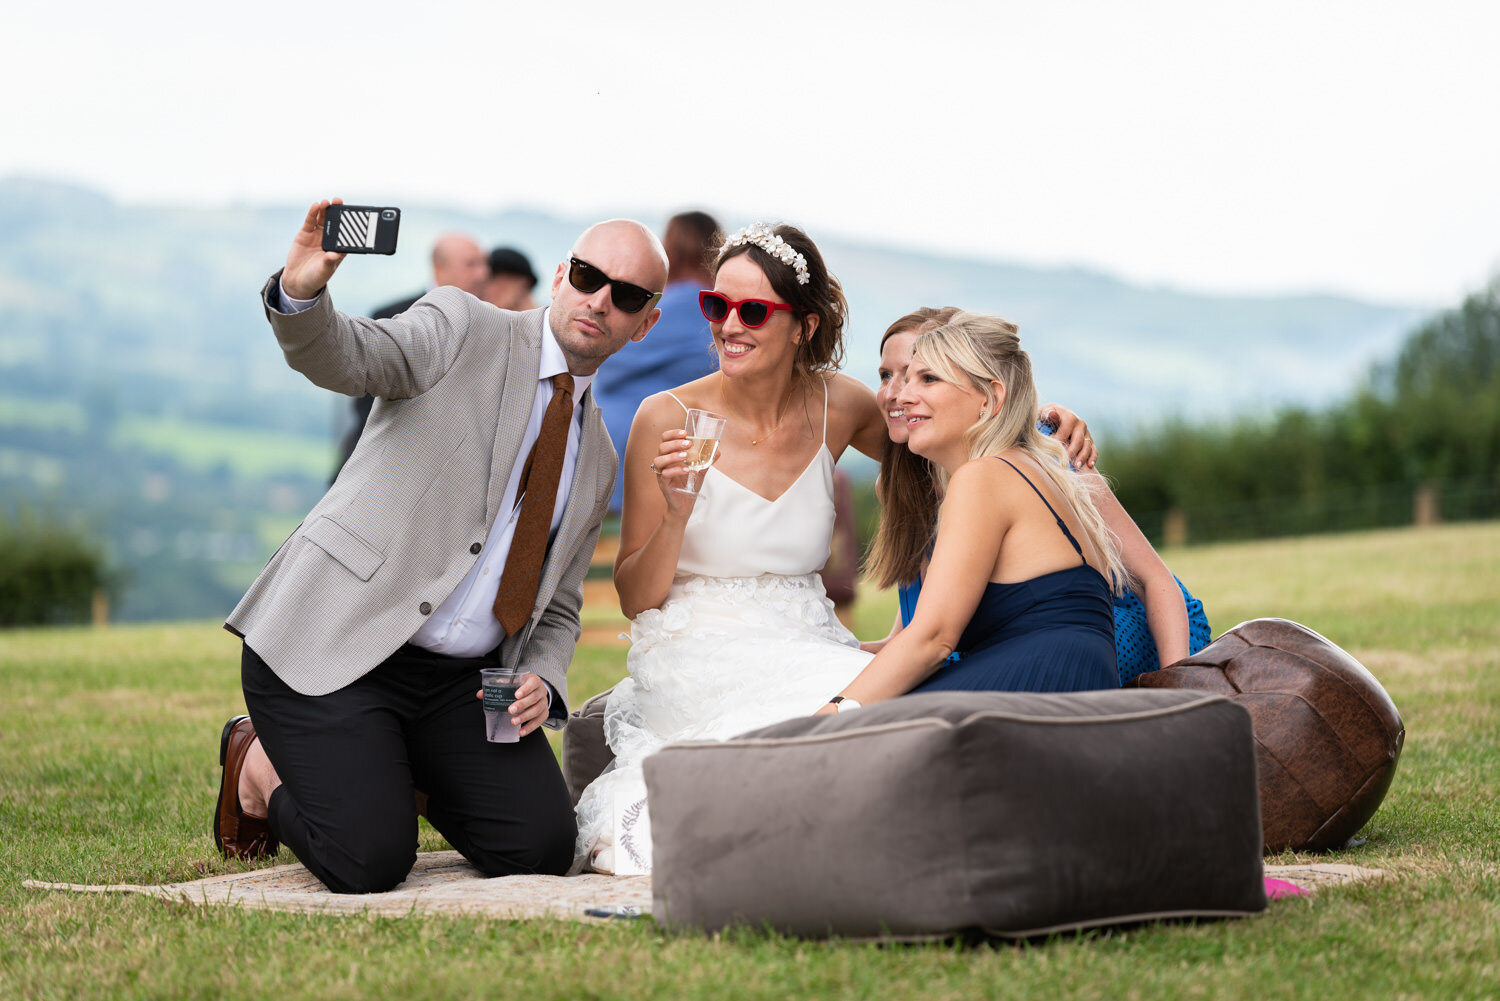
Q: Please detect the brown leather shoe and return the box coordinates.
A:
[214,715,279,861]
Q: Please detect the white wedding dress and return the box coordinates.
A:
[572,388,873,874]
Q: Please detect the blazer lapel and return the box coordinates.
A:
[485,309,545,524]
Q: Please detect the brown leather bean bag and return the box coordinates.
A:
[1129,617,1404,852]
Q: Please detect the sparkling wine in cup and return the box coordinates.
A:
[675,409,727,496]
[481,666,522,743]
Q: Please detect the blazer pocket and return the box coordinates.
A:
[302,517,387,582]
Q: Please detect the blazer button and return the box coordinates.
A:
[419,601,432,615]
[470,542,482,554]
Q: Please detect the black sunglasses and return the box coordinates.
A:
[567,257,663,314]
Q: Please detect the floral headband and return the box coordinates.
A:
[720,222,810,286]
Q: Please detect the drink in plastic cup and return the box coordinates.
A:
[675,409,727,495]
[481,666,522,743]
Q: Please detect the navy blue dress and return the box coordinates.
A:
[902,571,1209,687]
[909,458,1118,694]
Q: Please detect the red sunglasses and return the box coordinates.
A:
[699,291,798,329]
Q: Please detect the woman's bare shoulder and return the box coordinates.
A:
[825,370,876,404]
[951,452,1014,484]
[632,389,691,429]
[937,460,1015,538]
[647,373,721,411]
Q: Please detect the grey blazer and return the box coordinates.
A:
[225,273,616,718]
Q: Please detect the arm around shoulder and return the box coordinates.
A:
[1083,470,1190,667]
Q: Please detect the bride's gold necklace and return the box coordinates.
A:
[721,375,795,446]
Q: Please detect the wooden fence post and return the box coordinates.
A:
[1163,508,1188,548]
[1413,483,1440,527]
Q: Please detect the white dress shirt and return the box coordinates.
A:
[276,284,594,665]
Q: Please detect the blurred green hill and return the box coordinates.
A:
[0,177,1433,621]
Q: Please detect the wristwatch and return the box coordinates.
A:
[828,696,862,712]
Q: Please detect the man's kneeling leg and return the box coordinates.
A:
[242,645,420,894]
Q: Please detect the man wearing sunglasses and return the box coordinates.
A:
[213,199,666,893]
[592,211,723,512]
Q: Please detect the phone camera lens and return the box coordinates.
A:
[381,209,397,221]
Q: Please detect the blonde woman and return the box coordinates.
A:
[864,308,1210,684]
[822,312,1123,711]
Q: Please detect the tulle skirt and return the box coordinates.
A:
[571,572,872,873]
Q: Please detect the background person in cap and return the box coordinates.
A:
[483,246,540,311]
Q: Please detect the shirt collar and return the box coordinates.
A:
[538,308,596,399]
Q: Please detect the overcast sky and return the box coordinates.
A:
[5,0,1497,306]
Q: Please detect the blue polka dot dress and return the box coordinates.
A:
[1112,577,1212,685]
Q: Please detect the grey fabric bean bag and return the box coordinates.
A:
[646,689,1266,939]
[562,686,615,807]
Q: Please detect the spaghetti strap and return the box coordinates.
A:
[820,378,829,446]
[994,457,1085,562]
[663,391,689,415]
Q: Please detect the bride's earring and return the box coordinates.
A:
[978,409,988,419]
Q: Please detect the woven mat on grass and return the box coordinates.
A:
[24,855,1382,921]
[24,851,650,920]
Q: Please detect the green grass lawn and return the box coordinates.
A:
[2,522,1497,999]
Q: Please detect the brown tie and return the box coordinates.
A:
[494,372,575,636]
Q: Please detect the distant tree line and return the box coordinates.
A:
[848,280,1499,557]
[0,509,113,627]
[1103,279,1500,544]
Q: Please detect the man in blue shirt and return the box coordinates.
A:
[592,212,722,512]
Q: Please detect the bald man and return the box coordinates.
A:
[214,201,667,892]
[429,233,492,297]
[333,233,492,477]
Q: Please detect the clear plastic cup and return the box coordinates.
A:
[481,666,522,743]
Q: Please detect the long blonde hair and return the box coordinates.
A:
[912,311,1128,594]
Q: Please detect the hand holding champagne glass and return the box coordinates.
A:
[649,409,726,510]
[674,409,727,495]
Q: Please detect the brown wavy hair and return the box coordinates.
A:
[864,306,962,589]
[712,224,847,379]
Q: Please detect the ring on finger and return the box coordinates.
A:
[649,460,661,477]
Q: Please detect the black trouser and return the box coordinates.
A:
[241,643,576,894]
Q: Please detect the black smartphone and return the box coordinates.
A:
[322,205,401,255]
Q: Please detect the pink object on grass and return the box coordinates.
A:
[1264,877,1311,900]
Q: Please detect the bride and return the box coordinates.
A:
[571,223,887,873]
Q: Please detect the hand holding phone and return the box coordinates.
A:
[280,199,348,300]
[279,199,402,301]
